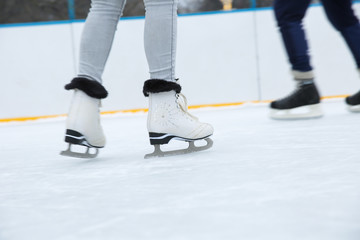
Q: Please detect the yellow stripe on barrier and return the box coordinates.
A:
[0,114,67,123]
[0,94,350,123]
[189,101,246,109]
[102,108,148,115]
[321,94,349,100]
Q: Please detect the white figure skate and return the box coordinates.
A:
[145,90,213,158]
[60,89,106,158]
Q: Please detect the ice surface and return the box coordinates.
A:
[0,99,359,240]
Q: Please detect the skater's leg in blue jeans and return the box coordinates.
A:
[321,0,360,68]
[273,0,312,72]
[321,0,360,110]
[270,0,322,120]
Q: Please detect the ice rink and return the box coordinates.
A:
[1,99,359,240]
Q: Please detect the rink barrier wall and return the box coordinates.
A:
[1,4,360,121]
[0,94,350,123]
[0,4,319,29]
[0,2,349,29]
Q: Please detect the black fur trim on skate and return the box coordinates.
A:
[143,79,181,97]
[65,77,108,99]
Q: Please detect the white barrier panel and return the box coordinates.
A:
[1,4,359,120]
[177,11,259,105]
[0,23,76,119]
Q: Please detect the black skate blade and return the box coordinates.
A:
[144,138,213,159]
[60,143,99,159]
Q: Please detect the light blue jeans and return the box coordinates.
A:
[78,0,178,83]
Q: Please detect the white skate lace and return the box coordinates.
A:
[176,93,199,121]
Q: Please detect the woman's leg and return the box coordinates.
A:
[142,0,213,158]
[143,0,178,82]
[78,0,127,83]
[61,0,127,158]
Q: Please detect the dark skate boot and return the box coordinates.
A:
[270,70,323,119]
[345,90,360,112]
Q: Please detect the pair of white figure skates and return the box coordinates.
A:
[61,78,214,159]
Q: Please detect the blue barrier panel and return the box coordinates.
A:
[67,0,76,20]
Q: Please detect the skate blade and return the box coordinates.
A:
[347,104,360,113]
[60,143,99,159]
[269,104,323,120]
[144,138,213,159]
